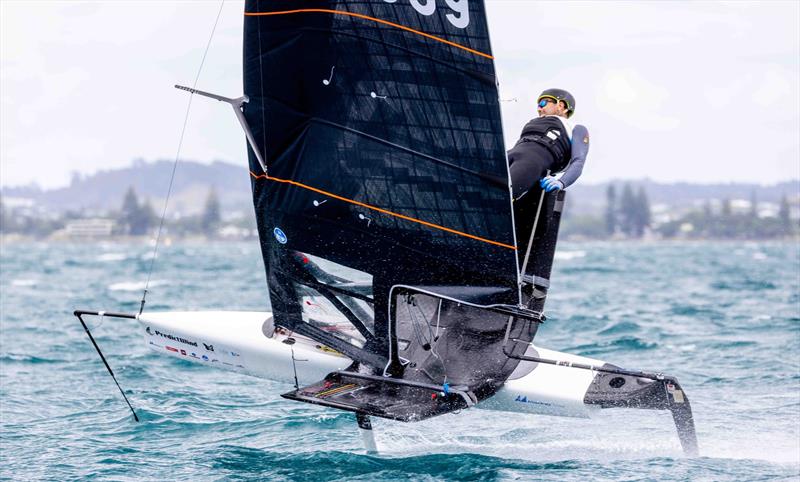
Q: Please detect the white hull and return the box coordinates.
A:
[139,310,604,419]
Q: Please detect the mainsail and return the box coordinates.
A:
[242,0,550,418]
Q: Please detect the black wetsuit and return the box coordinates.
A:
[507,115,590,199]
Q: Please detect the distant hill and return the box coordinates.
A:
[2,159,797,217]
[1,160,252,217]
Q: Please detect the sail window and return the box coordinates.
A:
[292,253,375,348]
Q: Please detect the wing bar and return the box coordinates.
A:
[502,318,698,455]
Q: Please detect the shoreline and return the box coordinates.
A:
[1,234,797,246]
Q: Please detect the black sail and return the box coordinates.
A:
[243,0,519,362]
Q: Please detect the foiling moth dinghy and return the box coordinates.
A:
[74,0,697,456]
[75,189,698,455]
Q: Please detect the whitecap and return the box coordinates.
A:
[666,343,696,352]
[11,279,37,287]
[752,252,767,260]
[555,250,586,260]
[108,280,167,291]
[96,253,128,262]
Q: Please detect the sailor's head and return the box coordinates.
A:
[537,88,575,118]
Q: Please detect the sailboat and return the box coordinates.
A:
[75,0,698,455]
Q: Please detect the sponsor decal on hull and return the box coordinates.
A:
[147,327,198,348]
[514,395,552,407]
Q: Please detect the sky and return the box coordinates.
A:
[1,0,798,189]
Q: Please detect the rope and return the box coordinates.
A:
[140,0,226,314]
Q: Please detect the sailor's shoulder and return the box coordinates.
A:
[572,124,590,145]
[572,124,589,134]
[528,115,562,128]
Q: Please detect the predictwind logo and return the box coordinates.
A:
[150,328,198,348]
[514,395,552,407]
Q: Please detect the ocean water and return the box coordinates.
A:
[1,240,798,481]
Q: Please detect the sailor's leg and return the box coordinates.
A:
[509,142,554,264]
[508,142,553,200]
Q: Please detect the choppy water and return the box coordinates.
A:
[1,240,798,481]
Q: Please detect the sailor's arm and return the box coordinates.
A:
[559,125,590,188]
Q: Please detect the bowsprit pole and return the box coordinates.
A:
[74,310,139,422]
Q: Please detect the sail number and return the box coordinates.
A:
[382,0,470,29]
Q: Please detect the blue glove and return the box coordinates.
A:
[540,176,564,193]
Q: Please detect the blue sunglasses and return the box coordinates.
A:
[538,98,556,108]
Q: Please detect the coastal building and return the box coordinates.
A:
[63,218,115,239]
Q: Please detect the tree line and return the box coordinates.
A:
[0,186,226,238]
[118,186,223,236]
[562,184,797,239]
[656,194,795,239]
[3,183,797,240]
[605,184,651,237]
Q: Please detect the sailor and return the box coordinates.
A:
[507,88,590,198]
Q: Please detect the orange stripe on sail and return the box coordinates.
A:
[250,171,516,251]
[244,8,494,60]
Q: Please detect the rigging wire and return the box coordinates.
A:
[139,0,226,315]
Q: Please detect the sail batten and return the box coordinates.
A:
[250,171,516,250]
[244,8,494,59]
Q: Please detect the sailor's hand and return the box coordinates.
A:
[540,176,564,193]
